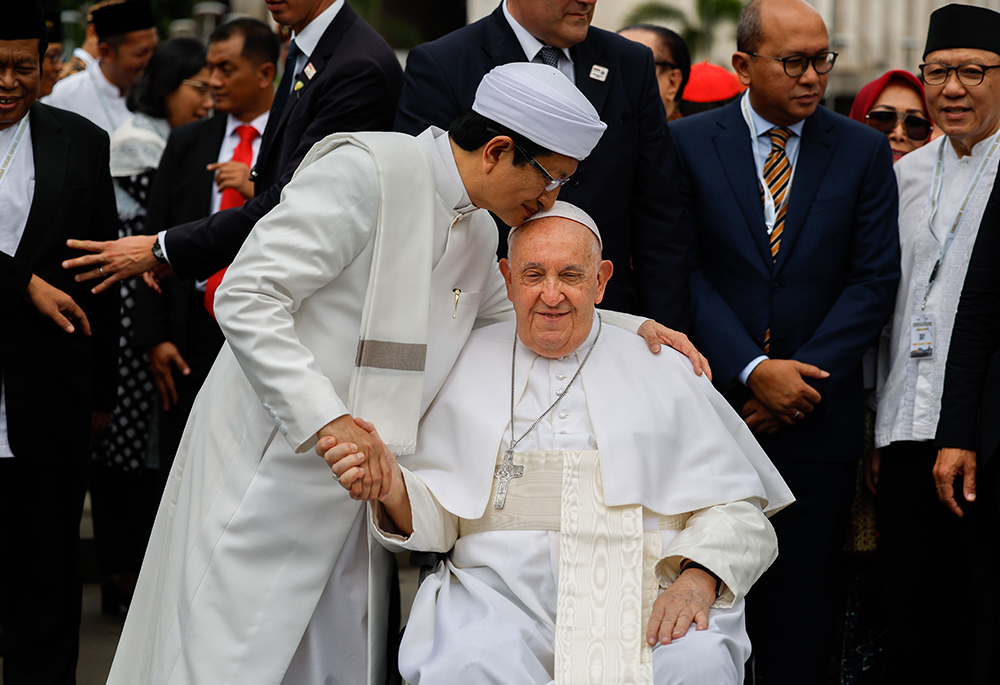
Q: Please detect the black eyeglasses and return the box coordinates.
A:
[865,109,932,142]
[748,51,838,77]
[919,63,1000,87]
[511,140,576,192]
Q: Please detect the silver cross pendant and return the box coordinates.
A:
[493,449,525,509]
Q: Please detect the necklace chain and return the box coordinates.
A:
[507,313,602,454]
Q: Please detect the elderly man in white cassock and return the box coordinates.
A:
[327,202,794,684]
[109,63,706,685]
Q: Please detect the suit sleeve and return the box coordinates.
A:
[0,251,33,301]
[164,53,401,280]
[789,135,901,398]
[394,44,464,135]
[628,50,690,331]
[936,182,1000,450]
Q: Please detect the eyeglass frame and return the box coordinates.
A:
[510,140,576,192]
[918,63,1000,87]
[747,51,839,78]
[655,61,677,70]
[864,108,933,142]
[181,79,211,94]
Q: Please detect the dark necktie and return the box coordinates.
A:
[761,127,792,354]
[271,40,301,118]
[538,46,561,69]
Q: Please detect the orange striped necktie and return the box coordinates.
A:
[761,126,791,354]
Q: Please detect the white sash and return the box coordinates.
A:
[0,118,29,192]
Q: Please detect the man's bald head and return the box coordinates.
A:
[499,209,612,358]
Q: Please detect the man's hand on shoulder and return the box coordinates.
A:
[646,567,717,646]
[63,235,159,294]
[746,358,828,424]
[637,320,712,380]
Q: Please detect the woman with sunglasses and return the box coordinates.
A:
[90,37,213,615]
[849,69,934,162]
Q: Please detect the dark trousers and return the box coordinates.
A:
[972,458,999,685]
[876,441,974,685]
[89,460,160,578]
[745,456,856,685]
[0,451,87,685]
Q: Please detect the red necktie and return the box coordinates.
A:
[205,124,258,317]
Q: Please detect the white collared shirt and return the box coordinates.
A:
[210,111,270,215]
[502,0,575,83]
[290,0,344,72]
[41,61,130,134]
[0,117,35,459]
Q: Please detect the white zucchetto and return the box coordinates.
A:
[510,201,603,251]
[472,63,606,161]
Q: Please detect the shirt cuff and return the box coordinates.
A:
[157,230,171,265]
[739,356,769,385]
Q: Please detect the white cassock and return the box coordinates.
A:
[42,62,130,135]
[373,320,795,685]
[108,127,643,685]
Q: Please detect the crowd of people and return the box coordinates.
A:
[1,0,998,684]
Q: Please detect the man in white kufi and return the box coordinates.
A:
[108,62,702,685]
[328,202,794,684]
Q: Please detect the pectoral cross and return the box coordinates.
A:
[493,449,524,509]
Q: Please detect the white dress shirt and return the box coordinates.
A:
[502,0,575,82]
[210,111,270,215]
[0,119,36,458]
[290,0,344,69]
[42,61,130,134]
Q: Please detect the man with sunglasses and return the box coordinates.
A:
[669,1,901,683]
[874,5,1000,683]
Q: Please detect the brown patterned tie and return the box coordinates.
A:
[761,127,791,354]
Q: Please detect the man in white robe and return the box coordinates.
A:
[874,5,1000,680]
[328,203,794,684]
[109,63,703,685]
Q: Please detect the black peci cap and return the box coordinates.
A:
[924,4,1000,60]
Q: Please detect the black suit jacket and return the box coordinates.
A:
[937,173,1000,467]
[672,102,900,463]
[162,3,403,279]
[133,113,227,354]
[0,103,120,460]
[395,4,689,329]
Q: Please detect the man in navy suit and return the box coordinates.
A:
[62,0,403,291]
[395,0,690,330]
[670,1,900,683]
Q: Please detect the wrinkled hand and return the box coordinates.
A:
[636,320,712,380]
[207,161,254,199]
[741,397,785,434]
[148,342,191,411]
[746,359,828,422]
[933,447,977,517]
[647,568,716,646]
[63,235,159,294]
[315,414,391,501]
[865,447,881,495]
[25,274,91,335]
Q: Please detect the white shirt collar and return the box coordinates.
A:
[748,100,806,139]
[424,126,473,212]
[225,110,269,139]
[502,0,572,65]
[292,0,344,59]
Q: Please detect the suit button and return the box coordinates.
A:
[772,282,783,293]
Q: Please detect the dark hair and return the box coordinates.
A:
[448,110,554,165]
[209,17,279,69]
[737,0,764,54]
[620,24,691,100]
[127,37,207,118]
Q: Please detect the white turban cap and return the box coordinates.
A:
[509,201,603,251]
[472,62,607,161]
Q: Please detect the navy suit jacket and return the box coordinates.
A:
[163,3,403,279]
[672,101,900,463]
[395,3,690,330]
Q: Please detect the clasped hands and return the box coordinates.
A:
[315,414,401,502]
[741,359,829,434]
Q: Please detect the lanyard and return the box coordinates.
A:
[741,91,796,235]
[0,118,29,192]
[922,131,1000,308]
[86,63,121,131]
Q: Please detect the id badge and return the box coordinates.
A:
[910,314,934,359]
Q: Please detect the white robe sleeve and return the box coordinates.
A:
[473,259,514,327]
[214,146,378,452]
[654,499,778,608]
[369,467,459,554]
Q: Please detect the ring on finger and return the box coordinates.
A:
[792,410,801,420]
[99,265,106,277]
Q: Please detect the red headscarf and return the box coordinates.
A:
[848,69,931,125]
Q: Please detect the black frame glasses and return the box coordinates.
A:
[919,63,1000,87]
[511,140,576,192]
[748,51,838,77]
[865,109,932,142]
